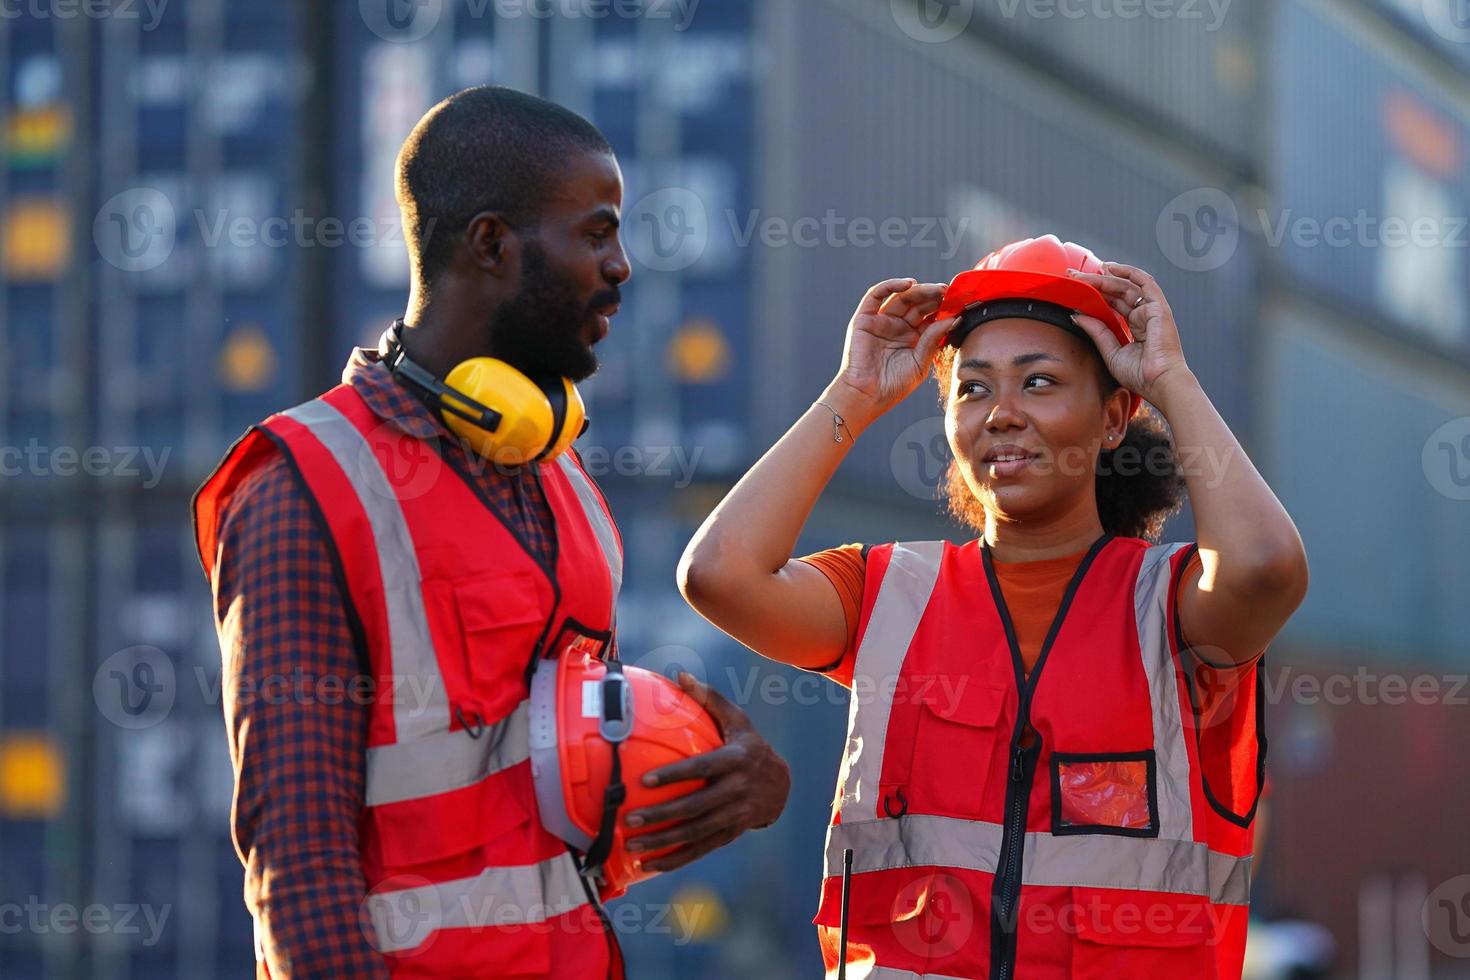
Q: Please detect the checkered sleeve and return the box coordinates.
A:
[211,452,391,979]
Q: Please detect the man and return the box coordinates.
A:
[192,86,790,978]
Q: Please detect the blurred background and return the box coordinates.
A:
[1,0,1469,976]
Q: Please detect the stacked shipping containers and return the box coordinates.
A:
[3,1,300,976]
[1257,0,1470,968]
[4,0,1469,975]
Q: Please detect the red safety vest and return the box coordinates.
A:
[814,534,1264,980]
[194,384,627,979]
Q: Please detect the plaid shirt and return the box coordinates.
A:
[209,348,558,977]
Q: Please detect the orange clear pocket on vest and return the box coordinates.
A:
[904,682,1006,819]
[1050,751,1159,837]
[1068,886,1215,980]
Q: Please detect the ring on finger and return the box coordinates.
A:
[1132,294,1145,308]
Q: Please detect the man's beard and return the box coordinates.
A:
[488,241,612,383]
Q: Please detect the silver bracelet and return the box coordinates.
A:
[814,400,855,443]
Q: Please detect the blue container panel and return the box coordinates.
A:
[961,0,1259,155]
[1365,0,1470,70]
[1264,307,1470,662]
[768,0,1258,507]
[1272,0,1470,360]
[2,527,53,728]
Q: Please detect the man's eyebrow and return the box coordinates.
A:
[584,207,620,228]
[958,352,1064,371]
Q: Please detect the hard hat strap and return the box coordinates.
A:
[581,661,629,878]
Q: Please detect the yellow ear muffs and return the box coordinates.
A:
[440,357,586,465]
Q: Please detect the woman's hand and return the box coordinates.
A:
[829,278,957,427]
[1066,261,1193,405]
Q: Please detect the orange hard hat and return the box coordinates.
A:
[934,234,1142,418]
[528,650,723,898]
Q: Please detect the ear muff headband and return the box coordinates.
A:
[382,321,587,464]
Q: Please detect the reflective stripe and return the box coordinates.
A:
[835,541,945,817]
[283,400,447,740]
[365,702,531,806]
[555,452,623,617]
[365,851,590,954]
[1135,542,1196,842]
[864,969,970,980]
[825,815,1251,906]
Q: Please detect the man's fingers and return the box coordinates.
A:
[640,740,747,789]
[625,777,741,831]
[626,799,738,852]
[674,671,752,737]
[856,278,918,316]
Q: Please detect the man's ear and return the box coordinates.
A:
[463,211,517,277]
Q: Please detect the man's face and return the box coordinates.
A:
[489,150,630,382]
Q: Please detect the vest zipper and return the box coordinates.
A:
[979,533,1112,980]
[991,732,1037,980]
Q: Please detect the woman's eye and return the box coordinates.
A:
[1026,375,1056,388]
[957,380,985,397]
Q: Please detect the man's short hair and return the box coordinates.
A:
[395,86,612,285]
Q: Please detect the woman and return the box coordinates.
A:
[677,236,1307,979]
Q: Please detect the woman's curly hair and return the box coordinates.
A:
[933,341,1187,542]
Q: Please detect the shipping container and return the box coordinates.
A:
[0,517,90,980]
[88,507,251,979]
[752,0,1260,515]
[1260,656,1470,975]
[92,0,306,492]
[1259,298,1470,663]
[2,11,91,498]
[889,0,1263,163]
[1363,0,1470,72]
[1269,0,1470,362]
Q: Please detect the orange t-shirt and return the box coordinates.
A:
[797,541,1220,688]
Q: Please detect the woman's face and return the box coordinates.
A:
[945,317,1130,524]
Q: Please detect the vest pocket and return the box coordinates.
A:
[1068,886,1216,980]
[370,764,532,870]
[904,682,1006,819]
[449,572,549,719]
[1049,750,1159,837]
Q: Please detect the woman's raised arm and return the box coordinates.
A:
[678,279,955,668]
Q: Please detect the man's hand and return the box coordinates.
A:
[621,672,791,874]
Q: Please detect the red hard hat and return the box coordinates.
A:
[935,234,1142,418]
[529,649,723,899]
